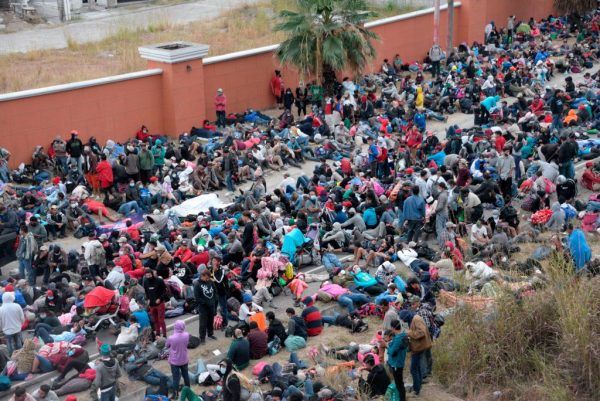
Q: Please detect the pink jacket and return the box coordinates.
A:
[215,95,227,111]
[317,283,348,299]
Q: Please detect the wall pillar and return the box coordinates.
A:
[139,42,209,136]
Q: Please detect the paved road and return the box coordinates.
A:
[0,0,260,54]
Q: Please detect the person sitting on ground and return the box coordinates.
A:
[300,296,323,336]
[227,328,250,370]
[246,321,268,359]
[357,354,390,397]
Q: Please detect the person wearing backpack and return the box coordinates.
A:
[428,44,444,78]
[385,320,409,401]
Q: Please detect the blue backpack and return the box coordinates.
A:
[0,375,11,391]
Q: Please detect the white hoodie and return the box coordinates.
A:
[0,292,24,335]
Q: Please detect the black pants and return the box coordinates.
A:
[431,61,440,77]
[499,177,512,200]
[296,103,306,116]
[216,111,226,128]
[480,106,491,124]
[198,306,214,340]
[405,219,424,243]
[140,169,152,184]
[390,365,406,401]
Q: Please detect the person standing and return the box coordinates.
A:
[221,148,236,193]
[66,130,84,173]
[0,291,25,356]
[194,268,218,344]
[399,310,432,397]
[96,154,114,203]
[496,145,515,200]
[166,320,190,399]
[403,186,426,244]
[138,142,154,184]
[550,89,565,131]
[16,224,37,286]
[295,82,308,117]
[212,259,230,329]
[270,70,284,109]
[558,133,578,180]
[385,320,409,401]
[215,88,227,128]
[143,269,168,338]
[428,44,444,78]
[94,344,121,401]
[434,182,449,247]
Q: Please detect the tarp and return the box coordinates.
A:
[83,286,116,308]
[168,193,232,217]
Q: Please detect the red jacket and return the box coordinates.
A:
[582,169,600,190]
[173,247,193,263]
[96,160,113,189]
[270,76,283,97]
[214,95,227,112]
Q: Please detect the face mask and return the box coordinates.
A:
[119,251,125,256]
[216,385,223,392]
[220,367,226,374]
[67,350,75,357]
[128,355,136,363]
[40,314,47,319]
[138,185,143,189]
[175,263,181,268]
[70,203,77,208]
[130,183,135,187]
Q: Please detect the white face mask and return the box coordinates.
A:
[119,251,125,256]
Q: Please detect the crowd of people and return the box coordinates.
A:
[1,8,600,401]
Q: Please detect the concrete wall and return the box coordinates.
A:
[0,70,164,166]
[0,0,556,166]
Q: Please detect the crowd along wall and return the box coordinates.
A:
[0,0,555,166]
[0,70,164,168]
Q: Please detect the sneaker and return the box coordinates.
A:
[208,335,217,340]
[200,338,206,344]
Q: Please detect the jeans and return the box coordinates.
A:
[409,260,430,275]
[552,113,563,131]
[289,352,308,369]
[435,214,448,247]
[560,160,575,180]
[47,223,66,238]
[34,323,54,344]
[144,369,172,388]
[36,356,54,373]
[118,201,142,215]
[218,294,229,326]
[18,258,34,286]
[422,348,432,377]
[5,332,23,356]
[322,253,343,273]
[100,386,116,401]
[410,352,424,395]
[338,293,370,312]
[225,172,234,192]
[321,313,338,326]
[170,363,190,392]
[405,219,423,243]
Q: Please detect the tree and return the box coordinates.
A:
[553,0,596,15]
[274,0,378,86]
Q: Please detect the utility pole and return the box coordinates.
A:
[447,0,454,52]
[433,0,440,45]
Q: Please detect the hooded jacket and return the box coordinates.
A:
[0,292,24,335]
[166,320,190,366]
[95,355,121,390]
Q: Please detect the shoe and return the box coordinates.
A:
[268,301,279,309]
[208,335,217,340]
[200,338,206,344]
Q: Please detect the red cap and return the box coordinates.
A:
[4,284,14,292]
[149,176,158,183]
[586,161,594,168]
[47,290,54,297]
[52,177,61,185]
[406,167,414,174]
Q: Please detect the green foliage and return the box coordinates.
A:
[274,0,379,81]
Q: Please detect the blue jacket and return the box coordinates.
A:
[387,332,409,368]
[363,208,378,227]
[403,195,425,221]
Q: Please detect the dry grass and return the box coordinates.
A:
[434,254,600,401]
[0,0,417,93]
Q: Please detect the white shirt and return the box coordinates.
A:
[470,224,488,243]
[280,177,295,191]
[239,302,263,323]
[396,248,418,267]
[106,267,125,289]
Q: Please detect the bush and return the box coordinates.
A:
[434,254,600,400]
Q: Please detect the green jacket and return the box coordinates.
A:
[151,145,166,167]
[139,149,155,171]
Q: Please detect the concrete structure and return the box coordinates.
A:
[0,0,556,167]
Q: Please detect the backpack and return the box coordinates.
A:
[385,383,400,401]
[188,335,201,349]
[0,375,10,392]
[543,178,556,194]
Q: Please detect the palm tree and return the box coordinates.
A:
[274,0,378,87]
[553,0,596,14]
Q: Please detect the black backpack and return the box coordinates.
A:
[188,335,201,349]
